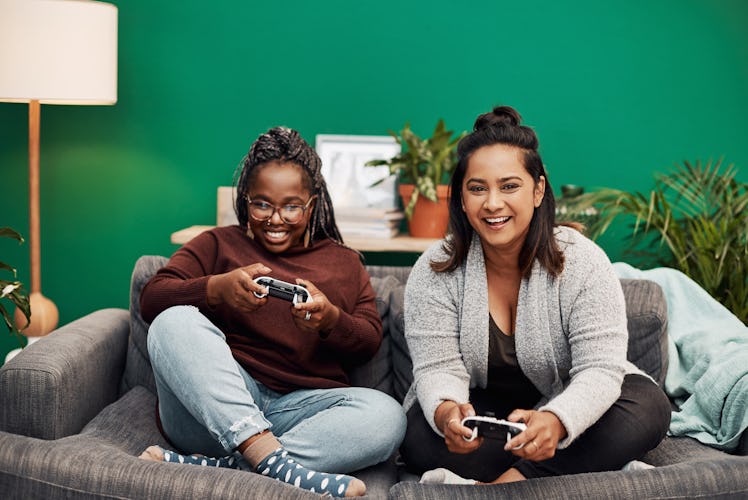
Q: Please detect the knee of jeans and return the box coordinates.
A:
[364,391,407,455]
[148,305,218,354]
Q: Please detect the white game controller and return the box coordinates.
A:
[253,277,312,305]
[461,415,527,448]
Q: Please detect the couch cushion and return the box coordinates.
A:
[81,385,166,452]
[347,275,395,397]
[121,255,168,395]
[620,279,669,386]
[347,274,412,405]
[389,456,748,500]
[386,276,410,403]
[2,385,325,500]
[123,258,668,400]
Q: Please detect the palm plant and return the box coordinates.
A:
[1,227,31,343]
[567,159,748,324]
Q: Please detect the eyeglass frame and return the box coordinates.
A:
[244,195,317,225]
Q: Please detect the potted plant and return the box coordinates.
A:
[567,159,748,324]
[366,119,465,238]
[1,227,31,345]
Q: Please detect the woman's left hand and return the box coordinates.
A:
[290,279,340,335]
[503,409,567,461]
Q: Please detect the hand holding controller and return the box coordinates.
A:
[253,277,312,305]
[461,415,527,448]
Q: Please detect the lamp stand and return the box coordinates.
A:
[14,100,59,337]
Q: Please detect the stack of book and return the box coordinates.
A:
[335,207,404,239]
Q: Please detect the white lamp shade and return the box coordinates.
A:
[0,0,118,105]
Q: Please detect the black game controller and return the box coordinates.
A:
[461,414,527,446]
[253,277,312,304]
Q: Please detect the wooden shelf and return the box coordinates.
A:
[170,225,438,253]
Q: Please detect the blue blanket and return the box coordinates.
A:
[613,263,748,451]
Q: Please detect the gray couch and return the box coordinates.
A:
[1,255,746,499]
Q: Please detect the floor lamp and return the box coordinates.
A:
[0,0,118,338]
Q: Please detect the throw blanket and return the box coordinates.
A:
[613,262,748,451]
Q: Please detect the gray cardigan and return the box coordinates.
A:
[403,226,644,449]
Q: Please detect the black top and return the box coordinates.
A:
[473,314,542,412]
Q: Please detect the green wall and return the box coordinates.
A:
[2,0,747,359]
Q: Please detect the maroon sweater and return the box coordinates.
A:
[140,225,382,393]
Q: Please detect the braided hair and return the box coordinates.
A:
[233,126,344,246]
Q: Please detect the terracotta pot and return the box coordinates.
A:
[399,184,450,238]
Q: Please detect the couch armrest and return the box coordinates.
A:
[0,308,129,440]
[0,430,319,499]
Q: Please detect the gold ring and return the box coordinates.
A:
[304,311,311,321]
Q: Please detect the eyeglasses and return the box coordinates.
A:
[246,196,316,225]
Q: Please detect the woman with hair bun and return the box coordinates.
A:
[399,106,670,484]
[137,126,406,497]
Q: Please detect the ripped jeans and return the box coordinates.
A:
[147,305,405,473]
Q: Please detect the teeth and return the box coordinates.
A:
[486,216,509,223]
[266,231,287,238]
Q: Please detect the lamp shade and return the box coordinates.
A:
[0,0,118,105]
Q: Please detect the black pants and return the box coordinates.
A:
[400,374,671,482]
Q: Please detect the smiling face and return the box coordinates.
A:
[246,161,315,253]
[461,143,545,256]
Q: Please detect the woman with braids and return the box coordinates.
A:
[399,106,670,485]
[137,126,406,497]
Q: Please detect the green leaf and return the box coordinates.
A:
[364,118,465,192]
[0,227,24,243]
[404,189,419,220]
[0,262,17,276]
[1,303,14,333]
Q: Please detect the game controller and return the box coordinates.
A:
[253,277,312,304]
[461,415,527,446]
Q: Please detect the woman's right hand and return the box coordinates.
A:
[207,263,272,312]
[435,401,481,454]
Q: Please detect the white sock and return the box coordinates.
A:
[622,460,655,471]
[420,468,476,485]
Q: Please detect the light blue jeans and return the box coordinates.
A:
[147,305,406,473]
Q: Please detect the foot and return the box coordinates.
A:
[256,448,366,497]
[138,445,239,469]
[420,468,476,485]
[138,445,165,462]
[622,460,655,471]
[491,467,526,484]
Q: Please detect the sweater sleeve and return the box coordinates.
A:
[538,236,629,448]
[404,246,471,436]
[319,262,383,364]
[139,231,219,324]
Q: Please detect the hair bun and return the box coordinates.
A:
[473,105,522,131]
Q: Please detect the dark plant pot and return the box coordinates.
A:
[399,184,450,238]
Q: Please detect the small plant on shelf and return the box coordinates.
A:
[366,119,465,220]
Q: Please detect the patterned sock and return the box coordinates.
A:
[420,467,477,485]
[160,447,241,469]
[255,447,356,497]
